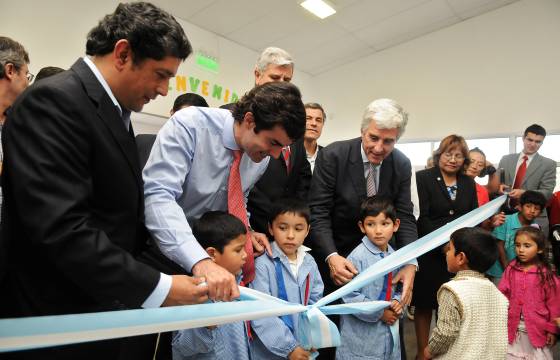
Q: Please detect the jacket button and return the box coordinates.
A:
[449,210,455,215]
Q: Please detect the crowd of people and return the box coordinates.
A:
[1,2,559,360]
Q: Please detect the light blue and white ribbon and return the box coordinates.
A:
[0,195,506,353]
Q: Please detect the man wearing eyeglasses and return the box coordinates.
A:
[0,36,31,168]
[0,37,31,126]
[0,36,31,279]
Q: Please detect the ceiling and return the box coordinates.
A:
[151,0,518,76]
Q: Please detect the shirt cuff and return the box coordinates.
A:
[404,259,419,271]
[142,273,172,308]
[174,238,211,272]
[325,252,338,263]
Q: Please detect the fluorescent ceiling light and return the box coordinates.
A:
[300,0,336,19]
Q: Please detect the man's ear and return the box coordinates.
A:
[3,63,16,80]
[254,68,261,84]
[113,39,132,70]
[242,112,255,130]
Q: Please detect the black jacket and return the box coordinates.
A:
[309,137,417,260]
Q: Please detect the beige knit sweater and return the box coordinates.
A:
[434,274,509,360]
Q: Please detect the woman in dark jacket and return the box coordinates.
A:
[412,134,478,359]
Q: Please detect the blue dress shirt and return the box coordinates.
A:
[143,107,269,272]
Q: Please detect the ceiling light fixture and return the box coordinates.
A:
[300,0,336,19]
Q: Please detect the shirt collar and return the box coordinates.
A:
[360,235,393,255]
[271,241,311,261]
[454,270,487,279]
[222,112,240,151]
[83,56,123,116]
[511,260,539,273]
[307,147,318,161]
[519,151,537,162]
[360,141,382,167]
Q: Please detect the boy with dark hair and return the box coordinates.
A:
[336,196,407,360]
[171,93,209,114]
[487,190,547,281]
[34,66,65,82]
[249,198,323,359]
[424,227,509,359]
[172,211,250,360]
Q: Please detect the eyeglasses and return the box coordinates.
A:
[26,72,35,82]
[442,152,465,161]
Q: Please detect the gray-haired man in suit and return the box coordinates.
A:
[499,124,556,236]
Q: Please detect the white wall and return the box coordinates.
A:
[0,0,315,134]
[313,0,560,145]
[2,0,559,139]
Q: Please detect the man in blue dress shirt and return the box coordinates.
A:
[143,81,306,301]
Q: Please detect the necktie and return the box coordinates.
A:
[510,155,528,208]
[282,146,291,174]
[227,150,255,283]
[513,155,528,190]
[366,163,377,197]
[377,253,393,301]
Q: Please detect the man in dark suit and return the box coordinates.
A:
[303,102,326,173]
[0,36,31,280]
[0,3,208,359]
[309,98,417,300]
[246,47,312,236]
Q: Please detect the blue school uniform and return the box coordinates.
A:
[172,276,251,360]
[249,241,324,359]
[336,236,402,360]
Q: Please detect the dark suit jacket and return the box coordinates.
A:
[309,137,417,261]
[416,166,478,237]
[136,134,157,170]
[0,59,160,358]
[247,139,312,234]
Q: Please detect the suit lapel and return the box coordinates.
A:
[72,59,142,189]
[434,167,453,203]
[97,102,143,185]
[506,154,518,184]
[455,174,471,205]
[378,153,393,195]
[349,139,367,199]
[522,153,542,187]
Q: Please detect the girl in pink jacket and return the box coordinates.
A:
[499,226,560,359]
